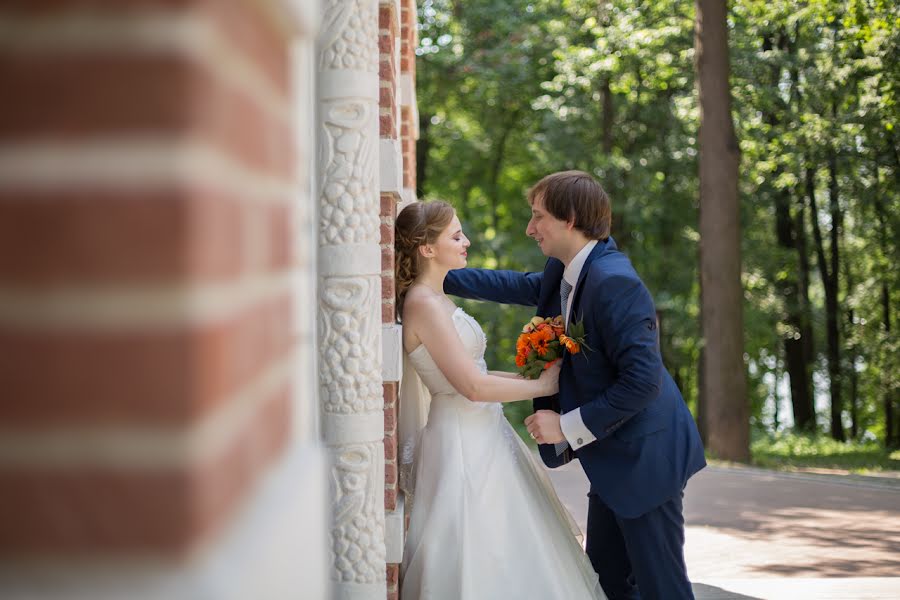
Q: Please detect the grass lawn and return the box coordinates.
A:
[748,431,900,475]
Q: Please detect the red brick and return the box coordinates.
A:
[381,275,395,301]
[0,53,293,179]
[1,0,292,95]
[383,382,398,404]
[0,383,290,556]
[379,3,396,31]
[382,247,395,273]
[384,487,396,512]
[0,186,290,286]
[384,463,397,486]
[387,563,399,586]
[380,223,394,245]
[381,193,398,219]
[380,113,396,139]
[0,292,294,427]
[384,433,396,460]
[384,406,396,433]
[379,84,395,111]
[383,302,395,324]
[378,30,393,55]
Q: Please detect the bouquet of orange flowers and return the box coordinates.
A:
[514,315,590,379]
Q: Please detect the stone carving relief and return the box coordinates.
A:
[331,443,387,583]
[318,98,380,247]
[319,0,379,73]
[317,0,385,595]
[319,277,382,414]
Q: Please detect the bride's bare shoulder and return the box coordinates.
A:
[402,289,447,324]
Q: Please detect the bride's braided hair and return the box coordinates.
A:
[394,200,455,322]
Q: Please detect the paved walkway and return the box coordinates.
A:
[543,458,900,599]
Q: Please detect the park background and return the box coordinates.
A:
[414,0,899,473]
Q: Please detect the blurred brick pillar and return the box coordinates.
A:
[0,1,326,597]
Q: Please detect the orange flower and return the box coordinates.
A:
[515,352,527,367]
[543,359,558,370]
[559,334,580,354]
[532,328,553,356]
[516,334,530,353]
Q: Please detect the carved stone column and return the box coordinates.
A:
[316,1,386,598]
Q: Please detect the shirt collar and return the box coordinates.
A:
[563,240,597,288]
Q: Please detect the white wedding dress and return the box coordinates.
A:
[399,307,606,600]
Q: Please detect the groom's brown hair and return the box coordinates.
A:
[528,170,611,240]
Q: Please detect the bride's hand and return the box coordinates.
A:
[537,360,561,396]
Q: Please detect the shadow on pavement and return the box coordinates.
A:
[692,582,763,600]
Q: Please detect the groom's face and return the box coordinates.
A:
[526,196,571,260]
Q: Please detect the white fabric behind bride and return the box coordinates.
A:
[398,307,605,600]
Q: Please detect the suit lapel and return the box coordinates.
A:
[568,237,615,324]
[538,258,564,316]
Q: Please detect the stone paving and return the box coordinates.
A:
[543,458,900,600]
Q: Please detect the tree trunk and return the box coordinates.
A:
[806,159,844,442]
[795,187,816,428]
[695,0,749,462]
[786,25,817,427]
[773,352,781,432]
[601,78,613,155]
[842,228,858,440]
[486,113,517,233]
[764,32,815,431]
[873,162,896,448]
[416,112,431,198]
[826,143,844,441]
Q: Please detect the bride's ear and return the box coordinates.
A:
[418,244,435,260]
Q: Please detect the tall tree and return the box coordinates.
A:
[695,0,749,461]
[762,29,815,430]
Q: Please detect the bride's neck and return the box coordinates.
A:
[413,269,447,296]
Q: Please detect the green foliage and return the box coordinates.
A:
[750,430,900,473]
[416,0,899,455]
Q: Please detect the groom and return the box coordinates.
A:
[445,171,706,599]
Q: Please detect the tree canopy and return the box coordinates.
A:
[415,0,899,448]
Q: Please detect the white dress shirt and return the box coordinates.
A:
[555,240,598,455]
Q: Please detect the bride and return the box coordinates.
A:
[395,200,605,599]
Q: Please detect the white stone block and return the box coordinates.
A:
[382,323,403,382]
[379,138,402,195]
[384,494,406,564]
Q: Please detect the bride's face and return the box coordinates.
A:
[422,215,470,270]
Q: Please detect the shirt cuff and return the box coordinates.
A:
[560,408,596,451]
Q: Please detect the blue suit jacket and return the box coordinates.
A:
[445,237,706,518]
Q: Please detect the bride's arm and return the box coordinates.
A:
[488,371,523,379]
[406,295,558,403]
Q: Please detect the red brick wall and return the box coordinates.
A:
[381,0,418,598]
[0,0,295,559]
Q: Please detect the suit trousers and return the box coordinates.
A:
[584,490,694,600]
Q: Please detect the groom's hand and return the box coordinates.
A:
[524,410,565,445]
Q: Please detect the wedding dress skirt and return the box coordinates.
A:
[400,308,605,599]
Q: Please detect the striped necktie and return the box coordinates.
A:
[560,278,573,325]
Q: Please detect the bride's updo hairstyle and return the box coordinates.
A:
[394,200,455,321]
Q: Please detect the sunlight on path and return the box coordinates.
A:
[542,456,900,599]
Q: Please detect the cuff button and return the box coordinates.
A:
[576,438,583,445]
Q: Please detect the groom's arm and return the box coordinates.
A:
[444,267,542,307]
[562,272,663,449]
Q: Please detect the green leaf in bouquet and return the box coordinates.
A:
[568,320,586,339]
